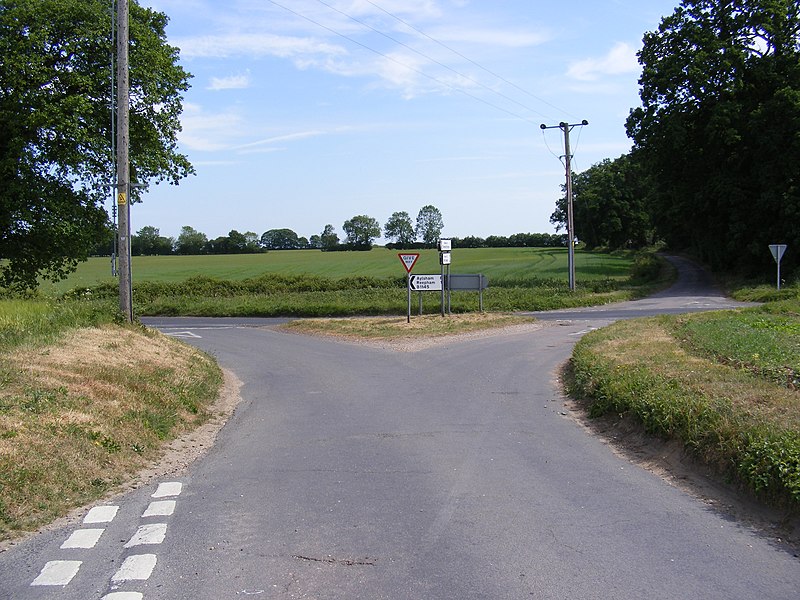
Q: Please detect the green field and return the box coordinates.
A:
[45,247,637,293]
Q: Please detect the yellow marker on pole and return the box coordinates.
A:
[117,192,127,206]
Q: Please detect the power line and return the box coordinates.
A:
[312,0,553,121]
[265,0,540,124]
[361,0,577,121]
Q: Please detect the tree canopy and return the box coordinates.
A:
[626,0,800,273]
[384,211,416,245]
[0,0,193,289]
[415,205,444,245]
[261,228,302,250]
[550,154,652,250]
[342,215,381,250]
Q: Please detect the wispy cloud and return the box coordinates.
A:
[175,33,346,60]
[233,130,328,153]
[566,42,639,81]
[178,103,246,152]
[207,72,251,90]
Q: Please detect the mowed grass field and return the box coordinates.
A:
[46,247,661,316]
[44,247,634,292]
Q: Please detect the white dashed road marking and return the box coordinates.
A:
[142,500,176,517]
[84,505,119,523]
[111,554,158,582]
[30,560,82,586]
[125,523,168,548]
[29,481,183,593]
[61,528,105,549]
[152,481,183,498]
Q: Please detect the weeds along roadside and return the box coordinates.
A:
[0,298,223,542]
[59,252,668,317]
[567,295,800,511]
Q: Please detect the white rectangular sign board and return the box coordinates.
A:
[410,274,443,291]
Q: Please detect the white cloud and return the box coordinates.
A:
[233,131,328,153]
[178,103,246,152]
[175,33,346,60]
[207,72,251,90]
[566,42,639,81]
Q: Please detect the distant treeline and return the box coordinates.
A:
[386,233,567,250]
[96,226,568,256]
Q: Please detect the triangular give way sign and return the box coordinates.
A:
[398,253,420,273]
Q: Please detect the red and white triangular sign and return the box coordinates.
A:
[398,253,420,273]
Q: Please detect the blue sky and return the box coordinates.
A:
[134,0,679,244]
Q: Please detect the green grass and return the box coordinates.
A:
[48,249,666,317]
[0,303,222,540]
[568,299,800,509]
[0,298,120,350]
[44,247,641,292]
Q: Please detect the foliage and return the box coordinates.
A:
[550,154,653,250]
[626,0,800,276]
[415,205,444,245]
[131,226,174,256]
[0,0,193,290]
[261,228,302,250]
[204,230,261,254]
[384,211,416,245]
[342,215,381,250]
[320,224,340,251]
[448,232,566,248]
[175,226,208,255]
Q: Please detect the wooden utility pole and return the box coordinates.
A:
[540,120,588,291]
[116,0,132,321]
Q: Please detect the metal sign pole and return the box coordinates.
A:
[440,260,445,317]
[407,274,411,323]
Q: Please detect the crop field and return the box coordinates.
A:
[45,247,636,293]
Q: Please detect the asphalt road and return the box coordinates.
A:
[1,257,797,599]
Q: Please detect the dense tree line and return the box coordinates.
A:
[553,0,799,278]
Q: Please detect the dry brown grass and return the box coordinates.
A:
[0,325,222,540]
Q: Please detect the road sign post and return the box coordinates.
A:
[398,253,420,323]
[769,244,788,290]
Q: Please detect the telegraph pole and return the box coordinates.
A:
[540,120,588,291]
[116,0,132,322]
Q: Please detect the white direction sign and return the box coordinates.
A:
[410,274,443,291]
[769,244,787,263]
[398,253,420,273]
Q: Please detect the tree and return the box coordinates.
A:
[626,0,800,273]
[550,154,652,250]
[0,0,193,289]
[131,226,173,255]
[175,226,208,255]
[261,228,301,250]
[415,205,444,245]
[383,211,416,245]
[308,234,322,249]
[320,224,340,251]
[342,215,381,250]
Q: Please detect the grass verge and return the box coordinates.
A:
[283,312,536,340]
[567,301,800,510]
[0,300,222,542]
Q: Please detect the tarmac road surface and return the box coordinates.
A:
[1,256,797,599]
